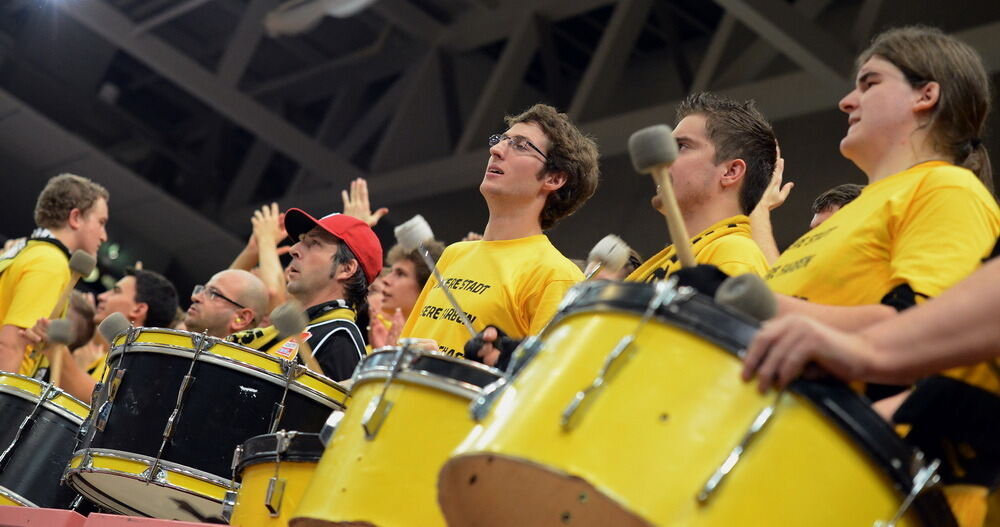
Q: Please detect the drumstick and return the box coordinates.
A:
[97,312,131,343]
[628,125,695,268]
[47,318,75,387]
[50,250,97,318]
[584,234,631,280]
[395,215,477,337]
[271,300,323,374]
[715,274,777,321]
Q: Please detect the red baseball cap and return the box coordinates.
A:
[283,208,383,284]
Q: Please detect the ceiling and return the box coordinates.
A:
[1,0,998,294]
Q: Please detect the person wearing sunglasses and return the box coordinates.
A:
[184,269,269,338]
[401,103,599,366]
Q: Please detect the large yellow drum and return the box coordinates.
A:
[438,281,957,527]
[291,348,503,527]
[226,431,323,527]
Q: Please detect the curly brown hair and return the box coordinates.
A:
[34,174,109,229]
[505,104,600,230]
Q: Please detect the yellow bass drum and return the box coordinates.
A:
[439,280,957,527]
[292,347,503,527]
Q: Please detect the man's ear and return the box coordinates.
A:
[132,302,149,326]
[334,259,360,281]
[542,171,567,192]
[67,208,84,230]
[720,159,747,189]
[232,308,255,331]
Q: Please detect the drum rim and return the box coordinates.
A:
[112,327,348,394]
[0,372,89,423]
[553,281,958,526]
[0,485,37,507]
[107,340,347,409]
[67,448,234,498]
[356,349,503,399]
[236,432,323,474]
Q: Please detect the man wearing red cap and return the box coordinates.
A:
[228,209,382,381]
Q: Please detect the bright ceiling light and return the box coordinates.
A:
[264,0,378,37]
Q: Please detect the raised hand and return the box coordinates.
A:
[341,178,388,227]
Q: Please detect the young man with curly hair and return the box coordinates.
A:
[401,104,599,365]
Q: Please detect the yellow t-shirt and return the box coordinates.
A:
[626,215,769,282]
[400,235,583,358]
[766,161,1000,392]
[0,239,71,375]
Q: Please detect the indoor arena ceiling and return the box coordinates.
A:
[1,0,999,288]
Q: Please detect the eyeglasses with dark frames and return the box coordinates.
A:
[488,134,548,160]
[192,284,246,310]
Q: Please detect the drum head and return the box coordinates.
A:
[66,450,230,523]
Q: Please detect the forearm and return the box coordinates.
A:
[56,347,98,403]
[864,259,1000,383]
[0,325,27,373]
[775,294,897,332]
[229,243,259,271]
[749,209,781,265]
[255,234,285,302]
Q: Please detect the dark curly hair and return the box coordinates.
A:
[505,104,600,230]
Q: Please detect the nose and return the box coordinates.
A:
[489,139,506,158]
[289,241,302,259]
[838,89,858,114]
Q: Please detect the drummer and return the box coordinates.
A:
[228,210,381,382]
[23,268,179,403]
[745,26,1000,526]
[0,174,108,375]
[626,92,776,284]
[399,103,599,366]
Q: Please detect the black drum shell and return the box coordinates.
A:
[79,348,338,480]
[0,387,84,508]
[235,432,323,480]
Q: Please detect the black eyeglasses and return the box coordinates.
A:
[192,284,245,309]
[488,134,548,160]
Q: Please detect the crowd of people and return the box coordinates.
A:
[0,24,998,526]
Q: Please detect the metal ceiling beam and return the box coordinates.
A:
[713,0,853,86]
[442,0,616,51]
[57,0,363,186]
[455,14,538,152]
[132,0,215,35]
[568,0,654,120]
[217,0,278,86]
[691,13,736,93]
[853,0,887,48]
[371,0,445,43]
[263,17,1000,213]
[715,0,835,87]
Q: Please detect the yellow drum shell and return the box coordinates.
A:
[293,351,499,527]
[439,309,926,527]
[231,461,317,527]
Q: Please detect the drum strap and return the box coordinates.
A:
[0,231,70,277]
[893,375,1000,490]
